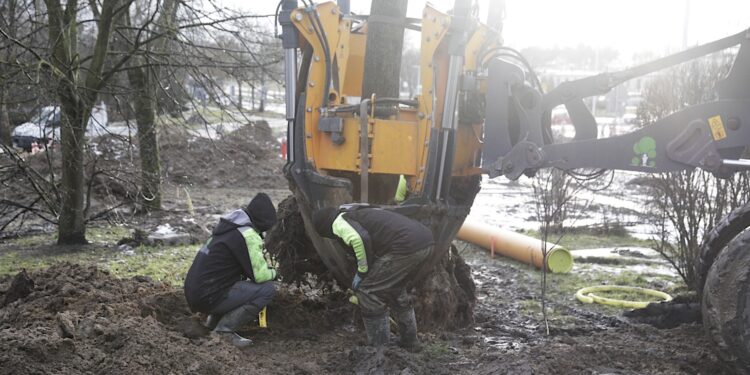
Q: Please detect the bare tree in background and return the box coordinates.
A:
[44,0,127,244]
[0,0,19,146]
[115,0,180,211]
[0,0,283,241]
[533,164,612,333]
[0,0,49,146]
[637,56,750,289]
[532,169,580,334]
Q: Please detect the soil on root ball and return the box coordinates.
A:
[265,195,478,331]
[265,195,333,287]
[415,244,477,330]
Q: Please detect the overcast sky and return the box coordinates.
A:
[226,0,750,61]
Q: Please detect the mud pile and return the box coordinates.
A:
[160,121,285,189]
[0,263,355,375]
[0,263,213,374]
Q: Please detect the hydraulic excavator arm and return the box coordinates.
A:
[281,1,750,209]
[486,29,750,180]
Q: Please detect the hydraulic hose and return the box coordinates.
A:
[575,285,673,309]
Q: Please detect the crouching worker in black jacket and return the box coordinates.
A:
[184,193,278,348]
[313,206,434,353]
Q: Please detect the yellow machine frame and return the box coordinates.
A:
[290,2,500,196]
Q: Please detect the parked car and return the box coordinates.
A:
[12,103,108,151]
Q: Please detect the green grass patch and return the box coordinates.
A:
[542,266,682,314]
[0,230,196,286]
[421,342,452,359]
[87,226,132,244]
[465,240,683,315]
[519,229,652,250]
[105,245,195,285]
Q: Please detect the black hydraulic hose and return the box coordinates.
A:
[274,1,282,37]
[482,47,544,93]
[309,8,331,111]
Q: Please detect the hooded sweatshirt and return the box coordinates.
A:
[184,209,276,313]
[331,208,434,274]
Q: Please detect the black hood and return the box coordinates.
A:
[312,207,339,238]
[244,193,277,233]
[212,209,252,236]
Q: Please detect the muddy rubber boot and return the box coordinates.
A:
[362,313,390,347]
[203,314,220,330]
[212,304,260,348]
[393,308,422,353]
[362,314,389,375]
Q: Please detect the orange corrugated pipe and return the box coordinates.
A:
[457,219,574,273]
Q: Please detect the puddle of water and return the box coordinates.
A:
[570,247,677,277]
[482,336,526,352]
[468,173,663,239]
[571,247,660,259]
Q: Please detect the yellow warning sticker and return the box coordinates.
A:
[708,115,727,141]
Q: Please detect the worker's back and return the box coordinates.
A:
[342,208,433,257]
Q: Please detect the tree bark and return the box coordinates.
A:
[361,0,408,100]
[237,78,243,110]
[0,0,16,146]
[0,89,10,146]
[47,0,122,244]
[259,74,265,112]
[127,66,162,211]
[120,0,178,212]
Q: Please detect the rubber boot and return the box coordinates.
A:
[393,308,422,352]
[362,313,390,347]
[362,313,388,375]
[212,304,260,348]
[203,314,220,330]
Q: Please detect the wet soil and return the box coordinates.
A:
[0,116,737,374]
[0,247,734,375]
[159,120,285,189]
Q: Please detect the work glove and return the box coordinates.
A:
[352,272,365,290]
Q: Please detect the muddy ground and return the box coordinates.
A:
[0,243,732,375]
[0,115,737,374]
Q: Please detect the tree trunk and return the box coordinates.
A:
[259,74,265,112]
[1,0,17,146]
[0,89,10,146]
[48,0,121,244]
[127,66,162,211]
[361,0,408,100]
[237,78,243,110]
[57,102,88,244]
[120,0,178,212]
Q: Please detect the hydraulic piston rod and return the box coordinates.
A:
[280,0,298,162]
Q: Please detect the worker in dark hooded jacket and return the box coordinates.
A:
[184,193,277,348]
[312,206,434,352]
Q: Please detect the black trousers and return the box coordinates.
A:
[355,245,432,316]
[209,280,276,315]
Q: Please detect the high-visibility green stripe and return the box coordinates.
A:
[239,227,276,282]
[332,214,368,273]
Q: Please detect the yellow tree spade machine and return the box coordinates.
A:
[277,0,750,368]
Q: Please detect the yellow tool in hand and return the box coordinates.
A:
[258,306,267,328]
